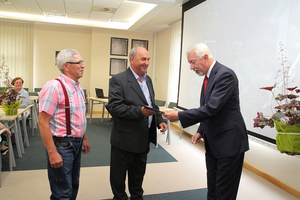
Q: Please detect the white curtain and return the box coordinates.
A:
[0,20,34,90]
[167,20,181,105]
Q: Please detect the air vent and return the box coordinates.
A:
[3,0,11,4]
[109,19,130,24]
[91,6,116,14]
[44,12,67,18]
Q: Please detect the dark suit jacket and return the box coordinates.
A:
[106,68,164,153]
[179,61,249,158]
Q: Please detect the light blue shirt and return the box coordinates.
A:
[130,67,153,128]
[17,88,29,108]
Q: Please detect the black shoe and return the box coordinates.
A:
[1,147,9,155]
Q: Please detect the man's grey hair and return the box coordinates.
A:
[56,49,80,72]
[186,43,213,59]
[129,46,147,59]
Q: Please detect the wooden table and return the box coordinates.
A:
[87,97,109,123]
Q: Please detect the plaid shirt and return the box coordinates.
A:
[39,74,87,137]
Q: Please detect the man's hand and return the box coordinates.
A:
[48,151,63,168]
[192,133,202,144]
[163,110,179,122]
[82,139,90,154]
[159,122,168,133]
[141,106,157,117]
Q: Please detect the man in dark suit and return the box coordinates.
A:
[164,43,249,200]
[106,47,167,200]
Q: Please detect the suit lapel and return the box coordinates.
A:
[146,76,155,106]
[201,62,221,104]
[126,69,148,104]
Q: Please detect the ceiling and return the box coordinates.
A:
[0,0,188,33]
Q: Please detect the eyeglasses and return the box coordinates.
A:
[66,61,84,65]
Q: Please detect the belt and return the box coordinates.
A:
[53,136,82,141]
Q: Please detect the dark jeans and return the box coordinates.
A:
[46,136,83,200]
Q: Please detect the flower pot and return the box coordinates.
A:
[4,107,18,115]
[276,133,300,154]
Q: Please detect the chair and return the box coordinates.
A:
[29,92,38,96]
[23,88,28,91]
[155,100,166,107]
[34,88,42,92]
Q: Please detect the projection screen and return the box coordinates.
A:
[178,0,300,143]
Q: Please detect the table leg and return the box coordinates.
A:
[16,118,25,155]
[101,102,105,122]
[30,106,34,136]
[22,112,29,147]
[3,122,16,170]
[89,99,94,124]
[165,119,170,145]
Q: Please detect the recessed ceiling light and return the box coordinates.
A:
[44,12,67,18]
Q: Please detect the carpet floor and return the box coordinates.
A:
[1,119,177,171]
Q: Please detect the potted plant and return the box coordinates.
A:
[0,86,22,115]
[253,42,300,155]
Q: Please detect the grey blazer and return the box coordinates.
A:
[106,68,164,153]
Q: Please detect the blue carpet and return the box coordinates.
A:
[1,118,177,171]
[104,188,208,200]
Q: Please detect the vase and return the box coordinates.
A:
[274,120,300,154]
[4,107,18,115]
[276,133,300,154]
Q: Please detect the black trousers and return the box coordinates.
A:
[204,135,245,200]
[110,145,149,200]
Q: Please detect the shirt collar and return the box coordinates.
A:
[60,74,80,86]
[206,60,216,78]
[130,66,147,82]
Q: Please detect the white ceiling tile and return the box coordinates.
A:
[0,2,20,12]
[89,12,113,22]
[11,0,37,5]
[65,3,91,12]
[36,0,65,13]
[92,0,123,9]
[67,11,90,20]
[64,0,93,4]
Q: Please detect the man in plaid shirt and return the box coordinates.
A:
[38,49,90,200]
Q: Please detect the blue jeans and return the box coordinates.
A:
[46,136,83,200]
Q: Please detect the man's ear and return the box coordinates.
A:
[203,54,209,60]
[129,56,134,63]
[62,63,69,72]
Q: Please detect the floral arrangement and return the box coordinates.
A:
[253,42,300,155]
[0,54,22,115]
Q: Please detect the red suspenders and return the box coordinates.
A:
[55,78,71,135]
